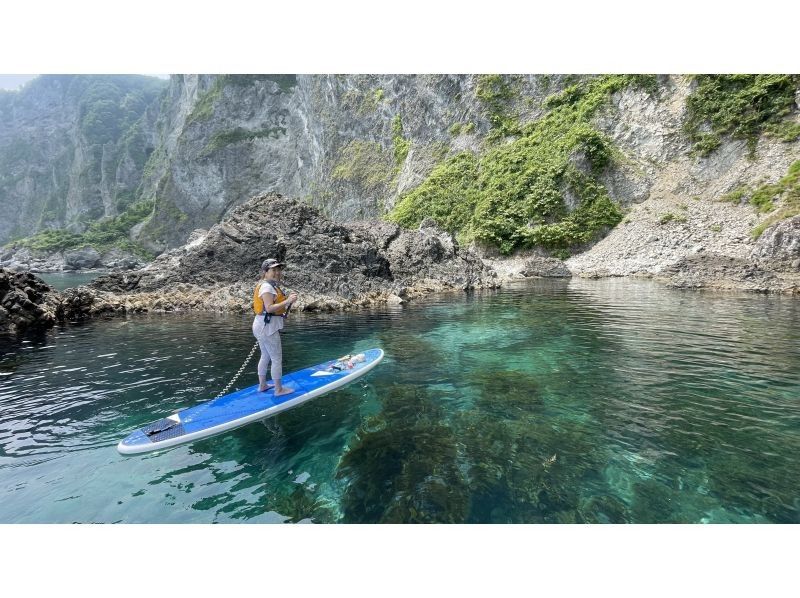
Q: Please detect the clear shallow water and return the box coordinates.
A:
[37,271,104,290]
[1,278,799,523]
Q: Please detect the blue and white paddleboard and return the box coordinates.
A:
[117,348,384,455]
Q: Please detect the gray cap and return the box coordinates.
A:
[260,258,286,272]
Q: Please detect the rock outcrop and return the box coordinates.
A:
[0,245,146,273]
[0,269,58,335]
[85,193,496,314]
[750,215,800,269]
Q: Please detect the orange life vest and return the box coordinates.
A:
[253,280,288,316]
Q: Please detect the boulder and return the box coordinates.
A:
[520,256,572,278]
[750,215,800,270]
[0,268,58,335]
[63,246,101,269]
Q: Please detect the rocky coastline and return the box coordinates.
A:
[1,193,498,335]
[2,191,799,338]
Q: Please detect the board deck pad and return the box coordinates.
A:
[118,348,384,455]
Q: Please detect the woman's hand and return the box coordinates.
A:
[287,293,299,305]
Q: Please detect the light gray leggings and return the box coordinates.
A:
[253,322,283,381]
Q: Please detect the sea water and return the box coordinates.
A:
[37,271,105,291]
[1,278,798,523]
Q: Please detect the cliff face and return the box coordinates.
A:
[2,74,800,291]
[0,75,166,244]
[133,74,503,251]
[565,77,800,289]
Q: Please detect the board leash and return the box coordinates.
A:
[214,340,260,400]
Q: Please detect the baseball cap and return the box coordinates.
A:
[260,258,286,271]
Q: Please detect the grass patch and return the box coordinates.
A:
[392,115,410,165]
[720,186,749,204]
[658,212,686,225]
[201,126,286,156]
[387,75,657,254]
[751,160,800,238]
[750,184,781,213]
[684,75,800,156]
[765,120,800,142]
[450,122,476,136]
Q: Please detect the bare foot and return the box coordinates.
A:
[274,387,295,397]
[258,382,275,392]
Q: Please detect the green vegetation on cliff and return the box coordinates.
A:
[388,75,656,254]
[9,200,155,258]
[201,126,286,156]
[718,160,800,238]
[331,140,396,195]
[74,76,164,145]
[223,74,297,92]
[684,75,800,156]
[475,74,521,140]
[391,115,410,165]
[750,161,800,238]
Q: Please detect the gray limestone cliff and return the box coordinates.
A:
[0,75,167,244]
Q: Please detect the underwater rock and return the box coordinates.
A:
[336,385,469,523]
[577,494,631,524]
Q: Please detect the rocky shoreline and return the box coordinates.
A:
[565,190,800,293]
[3,191,799,338]
[1,193,498,335]
[0,244,145,274]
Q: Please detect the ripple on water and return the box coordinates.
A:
[0,278,799,523]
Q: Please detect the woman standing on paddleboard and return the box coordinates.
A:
[253,258,298,396]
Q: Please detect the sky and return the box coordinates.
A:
[0,74,38,90]
[0,74,169,91]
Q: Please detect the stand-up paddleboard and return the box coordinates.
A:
[117,348,384,455]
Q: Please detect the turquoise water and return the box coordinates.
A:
[1,278,799,523]
[37,271,104,290]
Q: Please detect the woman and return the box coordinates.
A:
[252,258,298,396]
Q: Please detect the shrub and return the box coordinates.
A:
[392,115,410,165]
[751,160,800,237]
[684,75,800,156]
